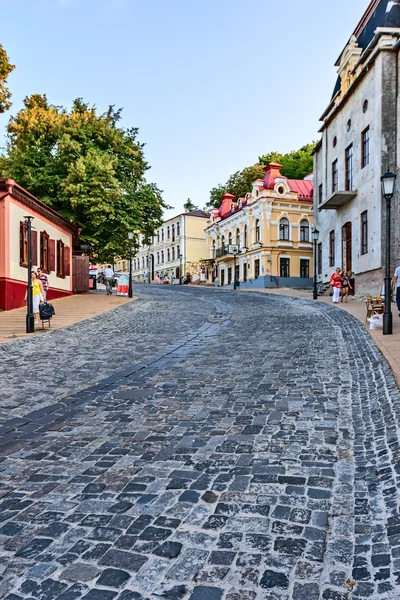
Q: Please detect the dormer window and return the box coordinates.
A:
[230,203,235,213]
[277,186,285,195]
[238,199,242,209]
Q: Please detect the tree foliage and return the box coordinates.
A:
[0,44,14,113]
[183,198,199,212]
[208,143,315,208]
[0,95,165,261]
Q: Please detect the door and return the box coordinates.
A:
[220,269,225,286]
[255,259,260,279]
[72,255,89,292]
[342,222,352,273]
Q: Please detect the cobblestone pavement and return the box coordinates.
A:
[1,286,400,600]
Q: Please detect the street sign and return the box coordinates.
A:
[228,244,239,254]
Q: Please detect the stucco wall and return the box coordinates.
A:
[9,199,72,291]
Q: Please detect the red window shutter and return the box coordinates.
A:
[31,230,38,266]
[48,239,55,272]
[64,246,70,276]
[19,222,24,265]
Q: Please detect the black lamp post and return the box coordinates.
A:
[128,231,133,298]
[312,227,319,301]
[381,169,397,335]
[24,216,35,333]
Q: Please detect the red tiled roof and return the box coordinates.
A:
[287,179,313,202]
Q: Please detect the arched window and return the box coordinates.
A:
[279,218,290,241]
[244,225,248,248]
[228,232,233,245]
[212,240,216,257]
[235,228,240,246]
[221,235,225,249]
[255,219,261,242]
[300,219,309,242]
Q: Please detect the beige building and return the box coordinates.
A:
[205,163,314,288]
[132,210,209,283]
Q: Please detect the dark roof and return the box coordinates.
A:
[331,0,400,99]
[184,210,209,218]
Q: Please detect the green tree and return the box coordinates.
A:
[0,95,165,261]
[258,143,315,180]
[0,44,14,113]
[184,198,198,212]
[208,143,315,209]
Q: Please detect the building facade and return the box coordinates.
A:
[132,210,209,283]
[314,0,400,293]
[0,179,76,311]
[205,163,314,288]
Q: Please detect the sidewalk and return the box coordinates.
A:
[0,292,135,344]
[241,286,400,384]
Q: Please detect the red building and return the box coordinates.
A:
[0,179,77,310]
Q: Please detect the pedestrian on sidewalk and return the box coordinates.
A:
[330,267,343,304]
[24,272,44,324]
[37,268,49,300]
[341,270,352,303]
[104,265,114,295]
[393,265,400,316]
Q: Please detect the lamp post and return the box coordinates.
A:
[24,216,35,333]
[128,231,133,298]
[312,228,319,301]
[381,169,397,335]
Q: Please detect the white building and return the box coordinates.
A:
[314,0,400,293]
[132,210,208,283]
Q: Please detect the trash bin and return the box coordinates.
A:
[89,274,97,290]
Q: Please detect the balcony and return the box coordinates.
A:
[319,189,357,210]
[215,245,241,259]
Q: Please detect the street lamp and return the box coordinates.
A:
[24,216,35,333]
[128,231,134,298]
[381,169,397,335]
[312,228,319,301]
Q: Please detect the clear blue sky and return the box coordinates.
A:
[1,0,368,218]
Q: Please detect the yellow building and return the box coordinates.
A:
[132,210,209,283]
[204,163,314,288]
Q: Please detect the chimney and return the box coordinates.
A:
[263,162,286,189]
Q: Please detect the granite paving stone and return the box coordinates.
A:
[0,286,400,599]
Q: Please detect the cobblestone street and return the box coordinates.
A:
[1,286,400,600]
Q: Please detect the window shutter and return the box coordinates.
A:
[31,230,38,266]
[64,246,70,276]
[48,239,55,272]
[19,222,24,265]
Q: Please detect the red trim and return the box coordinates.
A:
[0,277,73,311]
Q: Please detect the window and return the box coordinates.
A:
[235,228,240,246]
[161,229,164,241]
[255,259,260,279]
[279,218,289,241]
[40,231,50,272]
[332,160,338,193]
[255,220,261,242]
[177,246,180,258]
[228,267,232,284]
[319,184,323,205]
[157,252,160,265]
[228,232,232,245]
[317,243,322,275]
[172,247,175,260]
[347,119,351,132]
[230,203,235,213]
[172,225,175,242]
[329,230,335,267]
[177,222,180,236]
[56,239,65,278]
[167,249,170,262]
[157,232,160,243]
[142,257,145,268]
[363,99,368,113]
[19,221,28,267]
[361,211,368,255]
[161,251,164,263]
[362,127,370,168]
[300,259,309,278]
[167,227,170,240]
[300,220,309,242]
[333,136,337,147]
[244,225,248,248]
[345,144,353,191]
[243,262,247,282]
[280,258,290,278]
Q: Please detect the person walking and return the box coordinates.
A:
[341,270,352,303]
[393,264,400,316]
[103,265,114,295]
[24,272,44,325]
[330,267,343,304]
[37,268,49,300]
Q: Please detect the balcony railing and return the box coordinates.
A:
[215,245,243,258]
